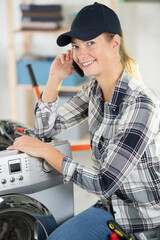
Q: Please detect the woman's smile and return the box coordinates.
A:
[72,34,115,78]
[81,60,96,68]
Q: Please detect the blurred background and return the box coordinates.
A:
[1,0,160,126]
[0,0,160,214]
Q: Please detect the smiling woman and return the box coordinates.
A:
[71,34,122,89]
[8,2,160,240]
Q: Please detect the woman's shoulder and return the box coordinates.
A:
[123,70,160,109]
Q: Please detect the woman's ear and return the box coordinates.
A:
[112,34,121,51]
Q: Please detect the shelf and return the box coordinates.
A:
[13,28,69,35]
[17,84,83,93]
[6,0,107,126]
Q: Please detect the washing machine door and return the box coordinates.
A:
[0,194,58,240]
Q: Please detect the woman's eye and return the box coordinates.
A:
[88,41,94,46]
[72,45,78,49]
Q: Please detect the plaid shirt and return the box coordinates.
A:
[34,69,160,232]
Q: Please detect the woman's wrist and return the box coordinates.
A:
[42,76,62,103]
[42,143,64,173]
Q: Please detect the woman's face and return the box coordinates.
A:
[71,33,119,78]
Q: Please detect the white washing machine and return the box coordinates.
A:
[0,139,74,240]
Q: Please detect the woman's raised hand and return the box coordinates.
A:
[49,49,75,83]
[42,49,76,102]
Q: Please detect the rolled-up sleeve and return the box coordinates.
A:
[34,97,59,138]
[34,82,90,138]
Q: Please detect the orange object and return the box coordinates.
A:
[33,86,40,101]
[71,144,91,151]
[26,64,40,102]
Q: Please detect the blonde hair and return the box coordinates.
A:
[105,31,142,81]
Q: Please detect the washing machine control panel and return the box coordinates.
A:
[0,140,72,195]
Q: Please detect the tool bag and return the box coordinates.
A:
[130,225,160,240]
[108,219,160,240]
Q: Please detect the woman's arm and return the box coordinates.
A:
[34,80,90,138]
[34,48,90,138]
[42,50,75,103]
[61,95,160,199]
[7,94,159,201]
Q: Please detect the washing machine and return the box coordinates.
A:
[0,139,74,240]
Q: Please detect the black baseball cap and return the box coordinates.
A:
[57,2,121,47]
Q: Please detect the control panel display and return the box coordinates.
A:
[9,159,21,174]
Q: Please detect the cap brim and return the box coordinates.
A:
[57,30,103,47]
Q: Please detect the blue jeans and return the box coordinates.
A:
[47,206,114,240]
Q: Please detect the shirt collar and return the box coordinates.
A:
[108,68,130,109]
[93,69,131,108]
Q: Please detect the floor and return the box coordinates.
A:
[71,148,99,215]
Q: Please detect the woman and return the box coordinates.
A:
[8,3,160,240]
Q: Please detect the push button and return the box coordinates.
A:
[1,179,7,184]
[19,175,24,181]
[10,177,15,183]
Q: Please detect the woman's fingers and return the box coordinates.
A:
[7,137,20,150]
[49,49,75,82]
[7,135,43,158]
[65,50,73,61]
[7,145,14,150]
[58,50,73,64]
[59,53,65,64]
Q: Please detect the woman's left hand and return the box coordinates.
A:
[7,135,49,159]
[7,135,64,173]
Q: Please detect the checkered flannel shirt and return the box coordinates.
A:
[34,69,160,232]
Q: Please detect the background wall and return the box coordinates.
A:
[117,0,160,94]
[0,0,160,123]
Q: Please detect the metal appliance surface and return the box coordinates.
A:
[0,139,74,228]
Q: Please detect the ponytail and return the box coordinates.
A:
[105,31,142,81]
